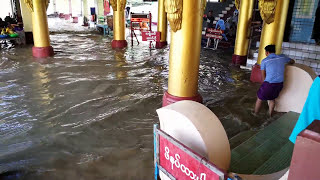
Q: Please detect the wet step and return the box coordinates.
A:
[253,141,294,174]
[229,130,258,150]
[230,112,300,174]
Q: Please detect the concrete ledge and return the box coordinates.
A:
[288,121,320,180]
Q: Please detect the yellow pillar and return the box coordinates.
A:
[97,0,104,17]
[232,0,254,65]
[155,0,167,48]
[28,0,54,57]
[110,0,127,48]
[163,0,205,106]
[257,0,289,64]
[83,0,88,17]
[20,0,33,44]
[32,0,50,47]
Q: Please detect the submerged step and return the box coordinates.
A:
[229,130,258,150]
[253,141,294,175]
[230,112,299,174]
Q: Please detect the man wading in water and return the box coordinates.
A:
[253,45,295,117]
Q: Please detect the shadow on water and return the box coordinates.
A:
[0,33,282,179]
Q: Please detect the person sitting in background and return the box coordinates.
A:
[232,10,239,25]
[253,45,295,117]
[4,15,16,25]
[0,18,6,28]
[203,10,214,28]
[215,19,228,41]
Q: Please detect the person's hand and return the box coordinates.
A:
[289,59,295,64]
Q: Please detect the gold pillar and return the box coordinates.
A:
[233,0,254,57]
[111,0,126,41]
[83,0,88,18]
[167,0,205,97]
[20,0,33,32]
[113,10,125,40]
[110,0,127,48]
[257,0,289,64]
[157,0,167,43]
[31,0,51,47]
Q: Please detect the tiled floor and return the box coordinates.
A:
[230,112,300,175]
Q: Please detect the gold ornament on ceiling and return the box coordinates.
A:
[24,0,50,12]
[110,0,118,11]
[165,0,183,32]
[259,0,277,24]
[235,0,240,10]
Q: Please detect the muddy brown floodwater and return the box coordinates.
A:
[0,32,281,180]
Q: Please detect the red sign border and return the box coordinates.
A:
[154,125,226,180]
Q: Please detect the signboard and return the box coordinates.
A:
[207,28,223,34]
[206,28,223,40]
[206,34,223,40]
[154,125,225,180]
[131,18,150,22]
[142,31,160,42]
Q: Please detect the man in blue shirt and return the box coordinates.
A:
[254,45,295,116]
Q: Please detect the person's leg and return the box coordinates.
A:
[222,33,228,41]
[268,100,275,117]
[254,97,263,115]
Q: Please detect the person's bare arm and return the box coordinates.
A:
[261,70,266,81]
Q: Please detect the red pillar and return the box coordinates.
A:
[250,64,263,83]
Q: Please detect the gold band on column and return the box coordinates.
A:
[257,0,290,64]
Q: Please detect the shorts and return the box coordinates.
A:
[257,81,283,101]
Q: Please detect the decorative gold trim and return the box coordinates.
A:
[45,0,50,10]
[202,0,207,12]
[110,0,117,11]
[24,0,33,12]
[119,0,126,10]
[24,0,50,12]
[165,0,183,32]
[259,0,277,24]
[235,0,240,10]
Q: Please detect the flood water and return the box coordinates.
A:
[0,29,280,179]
